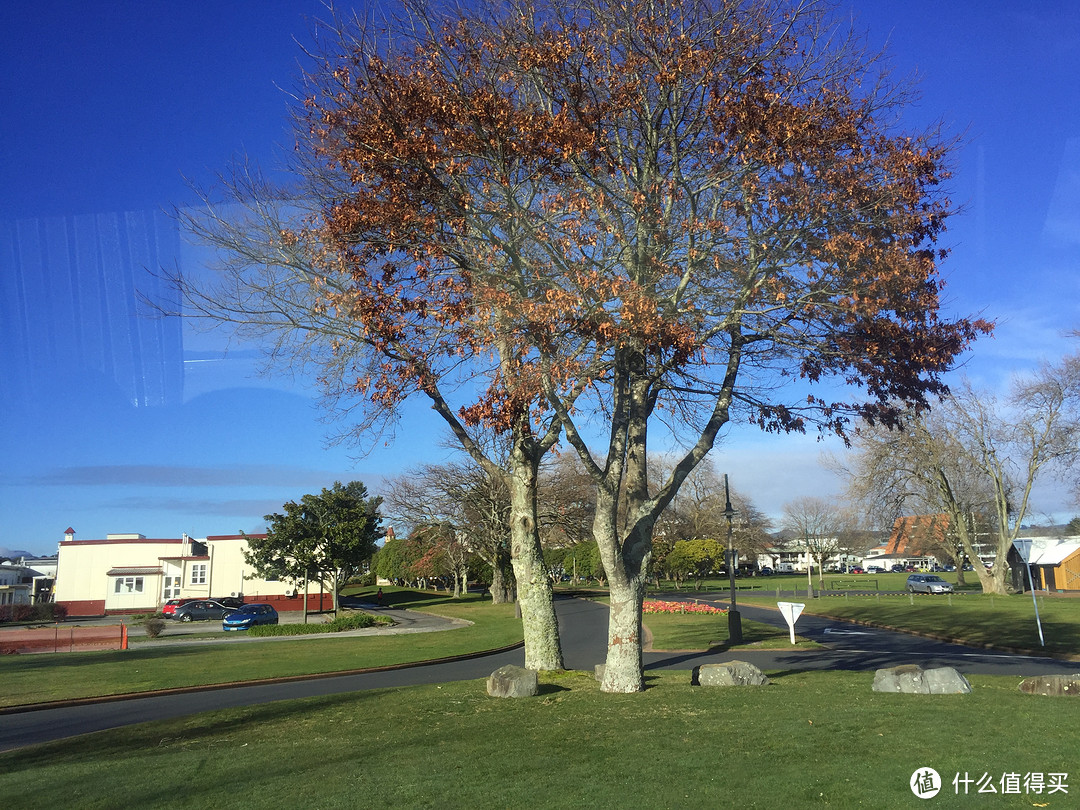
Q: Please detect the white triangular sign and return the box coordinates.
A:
[777,601,805,644]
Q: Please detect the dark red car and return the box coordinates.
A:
[161,598,196,617]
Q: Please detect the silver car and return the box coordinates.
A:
[907,574,953,594]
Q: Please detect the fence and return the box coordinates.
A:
[828,579,879,591]
[0,624,128,654]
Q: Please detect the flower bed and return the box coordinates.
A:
[642,600,726,615]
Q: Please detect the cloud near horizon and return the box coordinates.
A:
[18,464,367,489]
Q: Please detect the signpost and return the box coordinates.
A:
[777,601,805,644]
[1012,539,1045,647]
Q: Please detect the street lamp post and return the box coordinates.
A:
[723,474,742,644]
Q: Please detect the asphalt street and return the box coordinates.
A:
[2,595,1076,754]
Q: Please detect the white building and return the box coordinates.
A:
[0,554,57,607]
[0,563,31,608]
[54,528,329,616]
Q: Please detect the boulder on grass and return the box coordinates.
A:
[872,664,971,694]
[486,664,539,698]
[697,660,770,687]
[594,664,606,682]
[1018,675,1080,697]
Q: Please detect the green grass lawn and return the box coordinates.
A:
[0,590,523,708]
[2,669,1073,809]
[643,611,816,651]
[740,592,1080,657]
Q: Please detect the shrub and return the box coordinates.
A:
[244,611,386,637]
[246,623,334,637]
[0,603,68,624]
[328,612,377,631]
[143,617,166,638]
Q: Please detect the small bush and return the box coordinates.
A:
[245,623,333,637]
[143,618,166,638]
[0,603,68,624]
[244,611,385,637]
[328,612,378,631]
[131,612,165,622]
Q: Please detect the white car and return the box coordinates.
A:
[907,574,953,594]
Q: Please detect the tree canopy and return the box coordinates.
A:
[245,480,383,613]
[177,0,989,688]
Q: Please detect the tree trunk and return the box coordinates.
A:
[489,555,514,603]
[603,573,646,693]
[508,447,563,670]
[594,485,651,692]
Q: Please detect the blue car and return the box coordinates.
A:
[222,603,279,630]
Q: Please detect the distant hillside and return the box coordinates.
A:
[0,547,36,561]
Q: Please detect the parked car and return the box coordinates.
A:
[890,564,905,573]
[161,598,196,617]
[223,603,279,631]
[849,566,864,574]
[906,574,954,594]
[170,599,235,622]
[758,566,774,576]
[866,566,884,574]
[211,596,245,609]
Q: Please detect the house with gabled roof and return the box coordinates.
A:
[54,528,330,616]
[883,514,950,566]
[1010,536,1080,593]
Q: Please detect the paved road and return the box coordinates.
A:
[2,595,1076,753]
[647,594,1079,677]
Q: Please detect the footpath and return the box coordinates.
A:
[127,604,471,645]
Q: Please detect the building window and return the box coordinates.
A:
[190,564,207,585]
[113,577,144,593]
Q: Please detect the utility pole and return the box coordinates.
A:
[723,474,742,644]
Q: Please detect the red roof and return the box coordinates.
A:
[885,515,951,555]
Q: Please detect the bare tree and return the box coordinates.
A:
[782,496,842,587]
[835,414,992,587]
[382,458,516,602]
[538,453,596,553]
[948,363,1080,593]
[654,460,772,571]
[837,356,1080,594]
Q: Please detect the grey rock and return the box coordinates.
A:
[594,663,606,682]
[486,664,539,698]
[872,664,971,694]
[1018,675,1080,697]
[697,660,770,687]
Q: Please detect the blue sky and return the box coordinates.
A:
[2,1,1079,556]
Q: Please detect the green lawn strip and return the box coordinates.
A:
[643,612,817,651]
[0,592,522,709]
[738,593,1080,657]
[1,670,1068,809]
